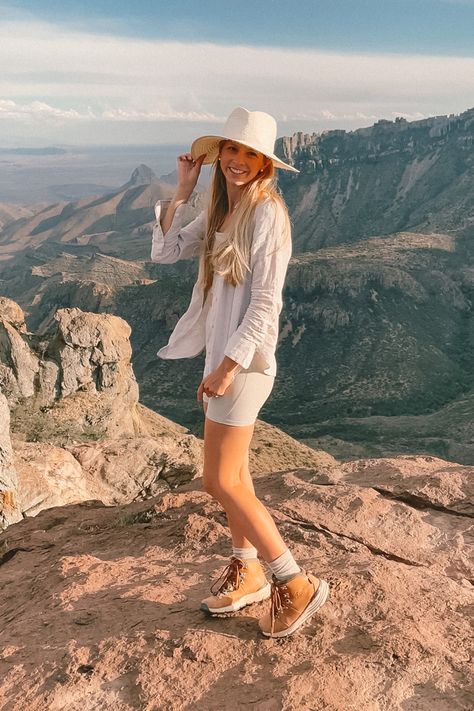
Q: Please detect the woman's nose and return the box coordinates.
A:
[233,153,247,166]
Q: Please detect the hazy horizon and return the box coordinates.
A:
[1,102,473,205]
[0,143,187,204]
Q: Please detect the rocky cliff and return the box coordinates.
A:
[276,106,474,250]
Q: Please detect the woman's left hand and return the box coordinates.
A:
[197,365,235,401]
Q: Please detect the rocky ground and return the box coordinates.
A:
[0,299,472,710]
[0,455,472,711]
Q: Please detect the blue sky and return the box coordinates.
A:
[6,0,474,55]
[1,0,474,147]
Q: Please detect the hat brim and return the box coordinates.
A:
[190,135,299,173]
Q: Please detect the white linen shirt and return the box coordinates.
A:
[150,197,292,377]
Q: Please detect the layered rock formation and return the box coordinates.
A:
[0,454,472,710]
[0,299,202,527]
[0,296,140,431]
[276,106,474,249]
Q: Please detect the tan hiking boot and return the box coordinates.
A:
[258,571,330,638]
[201,557,271,615]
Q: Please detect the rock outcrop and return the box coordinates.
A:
[0,300,205,527]
[0,454,472,710]
[1,298,140,436]
[0,299,334,529]
[0,393,21,528]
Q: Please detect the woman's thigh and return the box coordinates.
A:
[203,400,253,485]
[203,416,255,490]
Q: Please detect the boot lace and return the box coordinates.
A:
[210,557,245,596]
[270,576,292,636]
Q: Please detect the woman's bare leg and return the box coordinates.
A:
[228,448,255,549]
[202,413,287,562]
[203,401,254,549]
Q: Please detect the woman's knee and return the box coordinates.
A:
[202,472,238,501]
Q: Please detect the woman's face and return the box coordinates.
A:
[219,140,267,187]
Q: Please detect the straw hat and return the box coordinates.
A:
[190,106,299,173]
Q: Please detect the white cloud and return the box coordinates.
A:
[0,99,88,121]
[0,99,222,123]
[100,108,223,122]
[0,101,430,129]
[0,18,473,144]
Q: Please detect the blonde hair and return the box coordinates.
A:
[199,140,291,302]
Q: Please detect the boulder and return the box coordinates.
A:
[13,433,202,516]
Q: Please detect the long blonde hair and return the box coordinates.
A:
[199,140,291,302]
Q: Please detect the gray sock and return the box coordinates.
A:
[232,545,258,561]
[267,549,301,582]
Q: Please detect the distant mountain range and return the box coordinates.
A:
[0,107,473,464]
[0,167,175,262]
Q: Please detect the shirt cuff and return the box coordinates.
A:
[224,332,256,370]
[151,200,186,263]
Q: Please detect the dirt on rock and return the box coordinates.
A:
[0,455,472,711]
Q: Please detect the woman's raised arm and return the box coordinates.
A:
[151,152,207,264]
[161,152,205,233]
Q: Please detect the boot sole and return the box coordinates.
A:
[261,579,330,638]
[201,582,271,615]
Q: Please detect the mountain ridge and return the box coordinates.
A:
[276,105,474,250]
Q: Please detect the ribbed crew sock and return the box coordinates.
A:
[232,545,258,561]
[267,549,301,582]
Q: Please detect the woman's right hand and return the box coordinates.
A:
[177,152,206,194]
[159,152,206,235]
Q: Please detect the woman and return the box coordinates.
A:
[151,107,329,638]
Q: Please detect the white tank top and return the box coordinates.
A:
[204,230,225,343]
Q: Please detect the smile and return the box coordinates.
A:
[228,167,247,175]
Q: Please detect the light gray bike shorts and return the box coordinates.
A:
[203,370,275,426]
